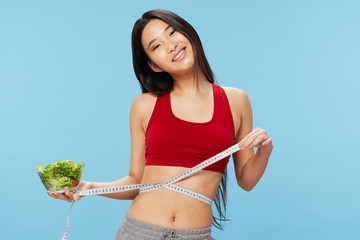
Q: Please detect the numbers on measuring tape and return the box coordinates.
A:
[77,144,241,201]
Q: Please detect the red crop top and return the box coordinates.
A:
[145,83,235,174]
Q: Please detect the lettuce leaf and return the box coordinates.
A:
[35,159,83,191]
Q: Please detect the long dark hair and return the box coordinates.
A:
[131,9,229,229]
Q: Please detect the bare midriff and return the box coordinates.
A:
[127,165,223,229]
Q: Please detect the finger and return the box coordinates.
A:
[261,139,273,151]
[73,193,79,202]
[47,190,62,200]
[65,187,75,202]
[73,192,83,202]
[53,191,68,201]
[239,134,253,148]
[241,131,265,149]
[64,187,72,197]
[262,138,272,146]
[250,135,269,148]
[241,128,259,140]
[47,190,57,199]
[239,128,264,147]
[239,129,257,145]
[54,191,72,203]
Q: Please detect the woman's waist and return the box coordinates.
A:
[128,188,213,229]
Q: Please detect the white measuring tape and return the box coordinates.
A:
[61,143,241,239]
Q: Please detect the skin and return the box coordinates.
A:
[48,19,274,229]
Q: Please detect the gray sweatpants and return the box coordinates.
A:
[114,213,214,240]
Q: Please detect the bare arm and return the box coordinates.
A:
[227,88,273,192]
[48,94,150,202]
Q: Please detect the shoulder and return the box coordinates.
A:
[221,86,251,109]
[130,92,158,121]
[221,86,253,135]
[132,92,157,109]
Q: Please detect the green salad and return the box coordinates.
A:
[35,159,84,191]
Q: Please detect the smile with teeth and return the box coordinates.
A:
[173,48,185,61]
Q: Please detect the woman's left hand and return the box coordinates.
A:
[238,127,273,152]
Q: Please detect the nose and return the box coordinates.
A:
[168,41,178,53]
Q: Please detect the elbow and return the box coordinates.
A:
[129,189,140,200]
[243,186,254,192]
[127,174,142,199]
[237,180,254,192]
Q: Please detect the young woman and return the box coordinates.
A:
[48,9,273,240]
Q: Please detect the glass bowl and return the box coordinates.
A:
[36,162,85,193]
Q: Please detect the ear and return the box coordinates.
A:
[148,61,164,73]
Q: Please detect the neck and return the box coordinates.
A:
[170,70,211,95]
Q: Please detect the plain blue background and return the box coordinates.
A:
[1,0,359,239]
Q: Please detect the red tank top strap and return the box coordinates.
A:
[212,83,234,128]
[145,92,171,134]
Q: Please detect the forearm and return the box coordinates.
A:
[90,175,140,200]
[238,148,272,191]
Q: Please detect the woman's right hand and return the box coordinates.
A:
[47,180,93,203]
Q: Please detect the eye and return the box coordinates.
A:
[152,44,160,51]
[170,29,176,36]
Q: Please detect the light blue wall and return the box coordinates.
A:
[1,0,359,239]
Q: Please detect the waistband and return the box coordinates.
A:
[122,213,213,239]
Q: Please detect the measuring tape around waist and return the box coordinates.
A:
[77,143,241,199]
[61,143,241,239]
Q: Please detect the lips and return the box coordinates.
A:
[172,47,186,62]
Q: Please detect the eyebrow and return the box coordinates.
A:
[147,25,172,50]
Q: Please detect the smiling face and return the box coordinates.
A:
[141,19,195,76]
